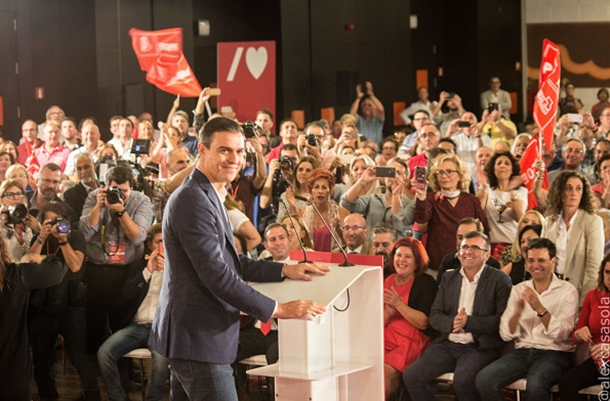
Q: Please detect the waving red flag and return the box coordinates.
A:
[534,39,561,153]
[129,28,182,71]
[145,51,202,97]
[519,135,549,209]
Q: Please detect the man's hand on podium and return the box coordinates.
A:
[282,262,331,281]
[273,300,326,319]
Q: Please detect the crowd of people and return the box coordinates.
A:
[0,78,609,401]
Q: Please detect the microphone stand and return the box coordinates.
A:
[295,195,354,267]
[279,198,312,264]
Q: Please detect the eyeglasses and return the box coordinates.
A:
[40,178,61,186]
[460,244,488,252]
[2,192,24,200]
[341,225,365,232]
[565,147,584,154]
[435,169,458,177]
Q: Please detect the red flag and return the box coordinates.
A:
[519,135,549,209]
[145,51,202,97]
[24,141,40,175]
[129,28,182,71]
[533,39,561,153]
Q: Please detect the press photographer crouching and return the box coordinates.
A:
[78,165,154,354]
[27,201,100,400]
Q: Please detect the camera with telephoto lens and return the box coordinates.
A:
[49,217,71,234]
[279,156,294,172]
[4,204,28,224]
[105,187,124,205]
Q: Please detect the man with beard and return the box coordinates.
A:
[64,153,99,226]
[27,162,76,222]
[433,91,465,137]
[335,213,373,254]
[407,123,441,180]
[371,224,398,278]
[437,218,500,284]
[60,117,83,151]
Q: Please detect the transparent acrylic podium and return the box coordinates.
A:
[248,251,384,400]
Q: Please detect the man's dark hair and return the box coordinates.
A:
[279,143,299,158]
[524,237,556,259]
[40,163,62,175]
[414,109,431,118]
[120,118,134,130]
[61,117,76,126]
[439,137,457,152]
[463,231,490,252]
[264,223,289,242]
[39,201,69,223]
[304,121,325,135]
[280,118,296,128]
[107,165,135,189]
[257,109,273,120]
[110,115,123,123]
[457,218,484,233]
[198,117,243,148]
[78,116,98,131]
[371,223,397,241]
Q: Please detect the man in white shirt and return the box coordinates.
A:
[403,231,512,401]
[400,87,437,125]
[260,223,292,264]
[480,76,512,120]
[64,123,104,177]
[475,238,577,401]
[107,118,135,163]
[97,224,170,401]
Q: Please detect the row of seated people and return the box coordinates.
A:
[1,86,609,399]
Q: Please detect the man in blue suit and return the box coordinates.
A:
[149,117,327,401]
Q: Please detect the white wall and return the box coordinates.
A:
[524,0,610,111]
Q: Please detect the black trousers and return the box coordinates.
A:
[559,357,607,400]
[84,262,132,354]
[29,306,100,400]
[236,326,279,365]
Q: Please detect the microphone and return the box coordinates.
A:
[294,195,354,267]
[279,198,312,264]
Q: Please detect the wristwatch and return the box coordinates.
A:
[116,209,127,218]
[537,309,548,318]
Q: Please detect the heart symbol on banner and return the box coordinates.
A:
[245,47,268,80]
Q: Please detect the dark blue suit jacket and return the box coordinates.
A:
[430,264,512,350]
[149,168,284,364]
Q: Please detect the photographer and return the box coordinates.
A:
[230,121,268,223]
[0,179,37,260]
[259,144,299,213]
[79,165,154,353]
[27,202,100,400]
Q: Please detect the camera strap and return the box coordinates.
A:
[100,213,121,257]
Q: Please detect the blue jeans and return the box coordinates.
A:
[475,348,573,401]
[403,341,501,401]
[169,358,237,401]
[97,323,170,401]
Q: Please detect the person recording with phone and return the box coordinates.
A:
[478,103,517,149]
[340,157,415,238]
[79,165,154,353]
[27,201,100,400]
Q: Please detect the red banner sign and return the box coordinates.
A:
[534,39,560,153]
[217,41,276,123]
[519,135,548,209]
[129,28,182,71]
